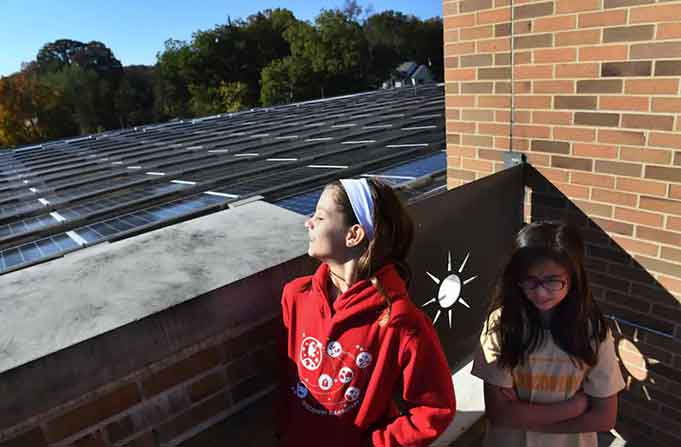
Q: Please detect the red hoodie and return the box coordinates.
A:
[279,263,455,447]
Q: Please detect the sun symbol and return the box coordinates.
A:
[422,250,478,329]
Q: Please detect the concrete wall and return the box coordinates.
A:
[0,202,312,447]
[443,1,681,445]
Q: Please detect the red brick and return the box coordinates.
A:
[0,428,48,447]
[592,188,637,207]
[445,42,476,57]
[579,10,627,28]
[649,132,681,150]
[446,95,475,107]
[443,2,458,16]
[514,65,554,79]
[631,42,681,60]
[668,216,681,232]
[460,25,495,41]
[593,217,634,236]
[554,126,596,142]
[652,98,681,114]
[611,235,659,257]
[621,114,675,131]
[514,125,550,138]
[616,177,667,197]
[595,160,641,177]
[580,45,629,62]
[477,148,505,161]
[462,134,494,147]
[555,30,601,47]
[514,95,552,109]
[631,4,681,24]
[460,0,493,13]
[620,146,672,164]
[46,384,141,442]
[448,167,477,181]
[444,29,459,43]
[479,95,511,108]
[448,121,477,133]
[640,196,681,217]
[444,14,476,29]
[445,68,477,81]
[659,275,681,294]
[461,109,495,121]
[480,37,512,53]
[615,207,665,227]
[534,80,574,94]
[625,79,679,95]
[600,96,650,112]
[462,157,495,172]
[532,111,572,125]
[597,129,646,146]
[555,181,590,199]
[534,15,577,32]
[670,184,681,201]
[657,23,681,40]
[142,347,222,397]
[536,166,571,182]
[555,63,599,78]
[534,48,577,63]
[636,227,681,247]
[573,143,618,159]
[70,431,107,447]
[477,7,511,24]
[574,199,613,217]
[494,137,529,151]
[552,155,593,172]
[557,0,599,13]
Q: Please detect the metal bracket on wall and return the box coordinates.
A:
[503,151,526,169]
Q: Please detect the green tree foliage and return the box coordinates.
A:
[1,4,444,148]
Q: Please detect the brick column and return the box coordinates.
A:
[443,0,681,445]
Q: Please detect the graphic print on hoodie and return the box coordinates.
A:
[294,327,376,416]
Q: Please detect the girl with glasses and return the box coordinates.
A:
[472,221,624,447]
[278,178,455,447]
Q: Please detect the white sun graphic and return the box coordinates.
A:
[422,250,478,329]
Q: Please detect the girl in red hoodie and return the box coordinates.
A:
[279,178,456,447]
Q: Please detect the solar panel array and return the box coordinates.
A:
[0,85,446,275]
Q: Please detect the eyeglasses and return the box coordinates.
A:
[518,277,568,292]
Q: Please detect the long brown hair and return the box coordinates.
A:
[327,178,415,325]
[486,221,607,369]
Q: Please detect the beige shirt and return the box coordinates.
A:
[471,311,625,447]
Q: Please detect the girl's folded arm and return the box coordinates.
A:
[484,383,587,430]
[534,394,618,434]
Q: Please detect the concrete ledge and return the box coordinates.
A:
[434,359,485,446]
[0,201,311,429]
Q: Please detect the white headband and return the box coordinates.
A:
[339,178,375,241]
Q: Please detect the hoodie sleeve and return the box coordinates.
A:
[370,323,456,447]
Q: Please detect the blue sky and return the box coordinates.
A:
[0,0,442,76]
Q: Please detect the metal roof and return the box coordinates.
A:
[0,84,446,275]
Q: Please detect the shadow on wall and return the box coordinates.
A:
[526,166,681,447]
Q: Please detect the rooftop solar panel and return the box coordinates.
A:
[0,84,446,275]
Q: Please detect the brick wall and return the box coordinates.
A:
[0,319,278,447]
[443,0,681,445]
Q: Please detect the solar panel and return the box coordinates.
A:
[274,190,323,215]
[0,85,446,275]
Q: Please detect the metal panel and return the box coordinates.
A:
[406,165,524,367]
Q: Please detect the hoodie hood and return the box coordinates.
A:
[310,263,410,337]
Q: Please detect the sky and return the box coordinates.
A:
[0,0,442,77]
